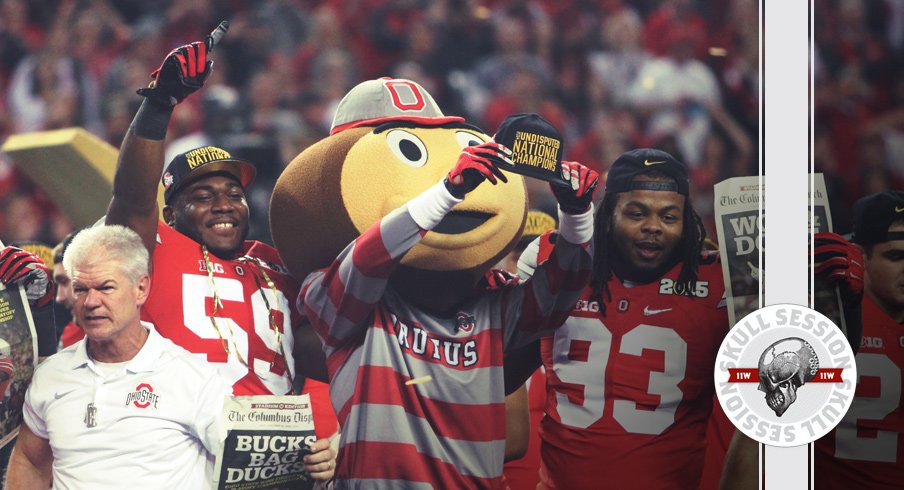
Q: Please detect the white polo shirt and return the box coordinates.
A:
[23,325,231,489]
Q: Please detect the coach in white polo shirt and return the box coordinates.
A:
[5,225,230,489]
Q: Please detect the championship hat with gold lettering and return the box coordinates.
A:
[493,113,567,185]
[604,148,689,196]
[161,145,256,204]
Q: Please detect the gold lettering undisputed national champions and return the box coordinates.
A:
[510,130,560,172]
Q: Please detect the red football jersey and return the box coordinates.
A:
[503,368,547,490]
[59,321,85,349]
[143,223,337,438]
[815,294,904,489]
[539,254,728,489]
[699,399,735,490]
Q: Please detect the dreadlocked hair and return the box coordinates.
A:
[589,188,708,317]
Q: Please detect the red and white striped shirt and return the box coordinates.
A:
[300,182,593,488]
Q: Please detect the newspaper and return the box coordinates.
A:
[810,173,847,334]
[714,177,764,326]
[0,281,38,448]
[213,394,318,490]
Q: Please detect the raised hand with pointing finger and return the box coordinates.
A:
[137,20,229,107]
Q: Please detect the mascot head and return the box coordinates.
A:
[270,78,527,311]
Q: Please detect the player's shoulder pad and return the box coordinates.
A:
[536,230,558,266]
[244,241,291,275]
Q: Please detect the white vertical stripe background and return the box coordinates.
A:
[763,0,811,488]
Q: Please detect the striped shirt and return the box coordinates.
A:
[300,182,593,489]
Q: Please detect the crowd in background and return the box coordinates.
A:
[0,0,889,248]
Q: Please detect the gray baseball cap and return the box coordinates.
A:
[330,77,464,135]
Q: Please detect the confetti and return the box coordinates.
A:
[405,376,433,386]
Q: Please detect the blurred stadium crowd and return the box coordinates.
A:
[0,0,891,247]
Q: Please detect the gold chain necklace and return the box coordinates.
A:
[201,245,295,391]
[238,254,295,391]
[202,245,249,367]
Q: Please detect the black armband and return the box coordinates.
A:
[130,99,174,140]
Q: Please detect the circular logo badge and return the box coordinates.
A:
[714,304,857,447]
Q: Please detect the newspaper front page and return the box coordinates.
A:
[714,174,844,333]
[714,176,764,326]
[0,279,37,448]
[213,394,317,490]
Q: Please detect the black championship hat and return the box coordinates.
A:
[604,148,689,195]
[850,191,904,244]
[493,113,567,185]
[161,146,256,204]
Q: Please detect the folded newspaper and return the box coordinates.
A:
[213,394,318,490]
[714,174,846,332]
[714,176,764,326]
[0,241,38,449]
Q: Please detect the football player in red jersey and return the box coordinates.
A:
[506,148,732,489]
[814,191,904,489]
[104,22,337,480]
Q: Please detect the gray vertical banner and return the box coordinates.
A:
[764,0,811,488]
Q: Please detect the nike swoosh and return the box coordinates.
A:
[643,306,672,316]
[644,160,667,166]
[54,390,76,400]
[896,206,904,213]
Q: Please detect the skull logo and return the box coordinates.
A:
[757,337,819,417]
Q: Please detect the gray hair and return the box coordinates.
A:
[62,225,149,284]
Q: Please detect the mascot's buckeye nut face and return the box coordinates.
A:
[270,78,527,282]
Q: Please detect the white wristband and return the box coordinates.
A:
[558,205,594,245]
[407,180,463,230]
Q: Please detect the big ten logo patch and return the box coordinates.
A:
[714,304,856,447]
[199,260,225,274]
[510,131,560,172]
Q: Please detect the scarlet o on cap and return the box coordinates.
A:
[161,146,256,204]
[329,77,464,135]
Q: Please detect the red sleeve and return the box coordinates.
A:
[301,377,339,439]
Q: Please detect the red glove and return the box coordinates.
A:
[550,161,599,214]
[813,232,864,299]
[483,269,518,290]
[0,247,53,308]
[443,142,511,198]
[137,21,228,107]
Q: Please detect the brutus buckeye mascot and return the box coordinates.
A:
[270,78,598,487]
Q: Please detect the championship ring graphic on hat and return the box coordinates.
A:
[493,113,567,185]
[714,304,856,447]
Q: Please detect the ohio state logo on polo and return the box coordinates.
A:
[125,383,160,409]
[714,304,856,447]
